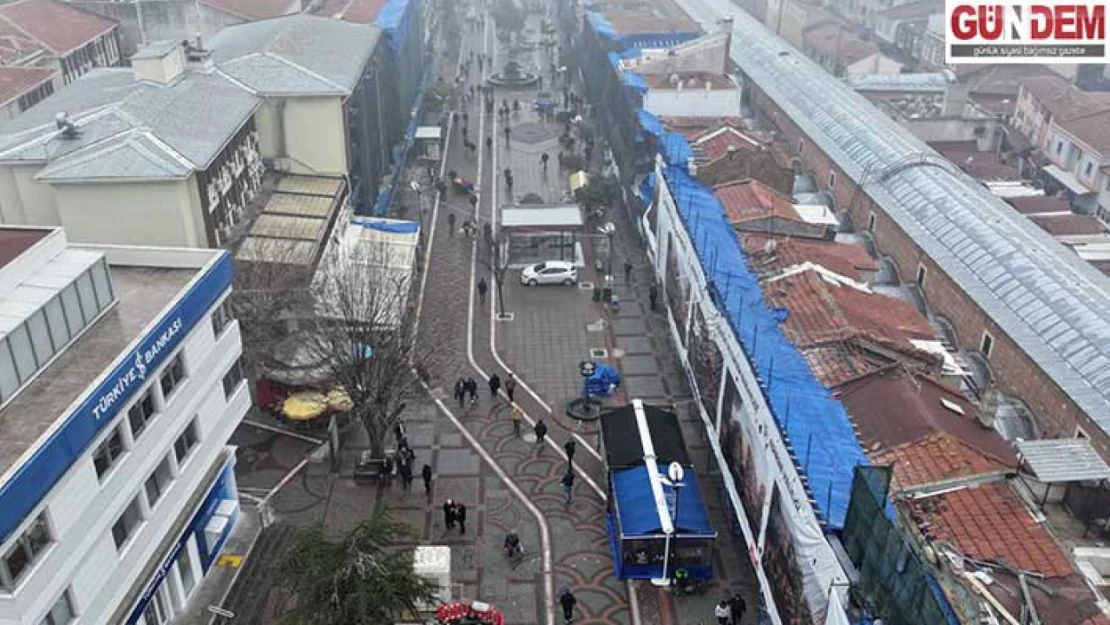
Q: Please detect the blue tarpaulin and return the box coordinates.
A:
[658,166,869,530]
[351,218,420,234]
[612,466,714,536]
[585,362,621,397]
[660,133,693,167]
[623,72,648,94]
[637,109,664,136]
[375,0,417,52]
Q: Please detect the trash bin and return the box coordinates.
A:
[610,295,620,313]
[602,286,612,302]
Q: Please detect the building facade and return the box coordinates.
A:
[0,226,248,625]
[0,0,122,86]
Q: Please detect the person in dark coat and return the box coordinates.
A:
[561,471,574,503]
[729,594,747,625]
[488,373,502,398]
[505,374,517,402]
[443,499,456,529]
[465,377,478,403]
[454,378,466,407]
[422,464,433,495]
[560,589,577,623]
[399,461,413,490]
[456,503,468,535]
[649,284,659,312]
[564,439,576,463]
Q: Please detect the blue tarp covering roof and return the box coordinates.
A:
[613,466,714,536]
[637,109,664,136]
[623,71,648,94]
[375,0,415,52]
[646,167,869,529]
[660,133,692,167]
[351,218,420,233]
[608,51,622,69]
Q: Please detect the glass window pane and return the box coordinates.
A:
[177,546,196,595]
[0,340,19,400]
[3,543,28,582]
[91,260,113,309]
[8,326,35,382]
[27,312,53,369]
[76,273,98,324]
[44,296,69,351]
[48,593,73,625]
[61,285,84,337]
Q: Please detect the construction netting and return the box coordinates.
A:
[841,466,959,625]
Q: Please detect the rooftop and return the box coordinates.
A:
[741,234,878,281]
[713,179,801,224]
[592,0,700,37]
[929,142,1022,180]
[875,0,942,20]
[198,0,302,20]
[762,266,936,352]
[1023,85,1110,155]
[0,228,47,269]
[954,64,1069,97]
[874,431,1011,490]
[845,72,952,94]
[1004,195,1071,215]
[0,260,197,477]
[640,72,735,91]
[0,66,56,109]
[802,23,877,66]
[310,0,389,23]
[713,9,1110,439]
[836,365,1017,461]
[208,14,381,96]
[661,116,748,140]
[693,126,763,160]
[0,0,117,56]
[235,174,347,267]
[0,20,43,65]
[1030,213,1106,237]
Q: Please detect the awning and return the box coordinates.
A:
[600,403,689,469]
[1042,164,1093,196]
[1016,438,1110,482]
[569,171,590,193]
[415,126,442,141]
[612,465,715,537]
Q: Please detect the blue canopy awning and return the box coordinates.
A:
[612,466,714,537]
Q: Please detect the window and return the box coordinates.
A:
[1056,141,1063,155]
[8,325,35,382]
[1,514,51,590]
[144,456,173,507]
[27,311,54,371]
[1086,161,1094,178]
[0,341,19,402]
[828,171,836,190]
[222,359,243,399]
[76,272,98,324]
[60,284,85,338]
[174,420,199,465]
[91,260,113,309]
[43,295,70,352]
[159,353,186,399]
[916,264,927,286]
[867,212,876,232]
[177,544,197,596]
[92,425,126,479]
[128,389,157,440]
[797,139,804,154]
[1076,426,1089,439]
[39,590,75,625]
[980,332,994,358]
[112,495,143,550]
[211,300,233,337]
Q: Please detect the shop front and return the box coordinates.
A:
[500,204,585,268]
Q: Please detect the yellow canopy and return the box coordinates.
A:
[569,171,590,193]
[282,392,328,421]
[326,387,354,412]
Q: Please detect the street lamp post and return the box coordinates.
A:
[652,462,685,587]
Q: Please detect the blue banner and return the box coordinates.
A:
[0,252,234,544]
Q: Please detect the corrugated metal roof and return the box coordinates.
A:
[1016,438,1110,482]
[844,72,952,93]
[676,0,1110,437]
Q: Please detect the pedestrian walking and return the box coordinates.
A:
[454,377,466,407]
[469,193,478,210]
[465,377,479,405]
[422,464,433,495]
[649,284,659,312]
[443,499,456,529]
[399,461,413,490]
[534,419,548,445]
[541,152,549,171]
[486,136,493,151]
[511,403,524,436]
[447,211,456,236]
[456,502,468,534]
[488,373,501,398]
[561,471,574,503]
[505,373,516,402]
[624,261,634,283]
[715,601,732,625]
[729,594,747,625]
[477,278,488,305]
[560,589,577,623]
[564,439,576,463]
[462,125,468,141]
[504,125,511,142]
[506,175,513,194]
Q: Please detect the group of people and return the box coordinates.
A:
[714,594,748,625]
[442,499,469,535]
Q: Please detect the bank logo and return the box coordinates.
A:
[945,0,1107,63]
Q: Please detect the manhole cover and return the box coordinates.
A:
[589,348,608,359]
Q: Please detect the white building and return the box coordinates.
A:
[0,226,248,625]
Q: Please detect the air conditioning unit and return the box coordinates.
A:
[207,182,219,207]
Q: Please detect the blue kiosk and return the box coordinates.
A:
[601,400,717,580]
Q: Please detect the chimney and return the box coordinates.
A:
[941,83,969,117]
[130,40,187,84]
[186,32,214,71]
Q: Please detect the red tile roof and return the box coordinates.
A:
[1005,195,1072,215]
[1031,213,1106,236]
[876,0,942,20]
[713,179,801,224]
[836,366,1017,463]
[0,0,117,56]
[875,432,1009,492]
[309,0,389,23]
[907,481,1074,578]
[600,2,700,36]
[762,268,935,351]
[695,126,763,161]
[929,142,1021,180]
[198,0,302,20]
[800,344,879,387]
[0,19,41,64]
[803,23,878,66]
[742,234,878,281]
[955,64,1067,97]
[641,72,735,91]
[660,116,747,140]
[0,66,55,108]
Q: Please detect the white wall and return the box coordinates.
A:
[0,298,248,625]
[846,53,902,76]
[53,177,206,248]
[11,166,58,226]
[643,86,743,118]
[282,97,347,176]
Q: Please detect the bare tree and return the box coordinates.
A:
[299,236,430,460]
[481,226,511,316]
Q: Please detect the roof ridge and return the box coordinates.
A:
[262,51,348,93]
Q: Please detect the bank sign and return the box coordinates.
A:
[945,0,1108,63]
[0,252,233,545]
